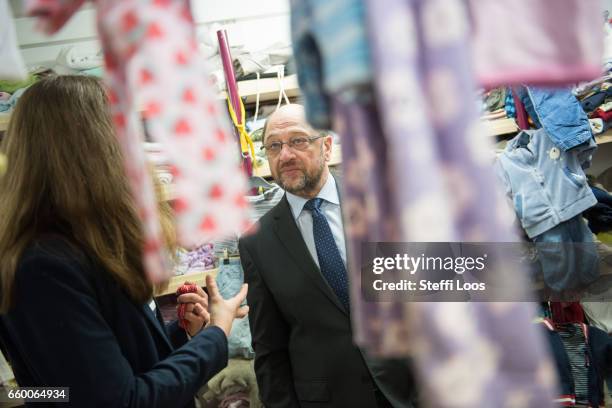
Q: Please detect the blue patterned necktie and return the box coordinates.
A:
[304,198,350,311]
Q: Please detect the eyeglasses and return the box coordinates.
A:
[260,135,324,156]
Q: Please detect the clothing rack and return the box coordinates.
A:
[217,29,255,181]
[217,30,242,125]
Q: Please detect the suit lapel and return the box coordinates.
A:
[272,196,348,315]
[141,302,174,352]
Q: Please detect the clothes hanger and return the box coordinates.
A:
[253,71,261,123]
[276,65,291,111]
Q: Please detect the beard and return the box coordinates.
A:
[276,157,326,195]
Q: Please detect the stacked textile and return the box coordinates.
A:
[0,68,56,115]
[174,243,216,276]
[0,74,37,114]
[480,87,510,121]
[574,75,612,135]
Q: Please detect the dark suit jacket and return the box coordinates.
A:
[0,237,228,407]
[239,195,418,408]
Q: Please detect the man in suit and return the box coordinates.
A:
[239,104,418,407]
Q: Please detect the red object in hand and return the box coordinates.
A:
[176,283,199,329]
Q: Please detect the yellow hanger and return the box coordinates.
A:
[226,97,257,168]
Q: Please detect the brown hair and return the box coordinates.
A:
[0,75,156,312]
[153,171,176,295]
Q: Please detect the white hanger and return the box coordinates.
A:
[253,71,261,123]
[276,65,291,111]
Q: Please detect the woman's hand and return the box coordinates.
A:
[176,281,210,337]
[205,275,248,337]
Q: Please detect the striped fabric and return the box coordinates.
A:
[558,324,589,405]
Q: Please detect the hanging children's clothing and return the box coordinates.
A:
[25,0,251,282]
[0,88,27,113]
[517,87,594,152]
[469,0,603,87]
[541,320,612,407]
[495,128,599,291]
[289,0,372,129]
[531,218,599,292]
[496,129,596,238]
[0,0,27,81]
[332,88,398,246]
[290,0,559,406]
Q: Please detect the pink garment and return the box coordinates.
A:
[26,0,251,282]
[470,0,603,87]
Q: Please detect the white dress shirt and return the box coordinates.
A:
[285,175,347,268]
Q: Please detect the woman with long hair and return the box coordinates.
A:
[0,75,247,407]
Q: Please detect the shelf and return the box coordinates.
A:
[157,268,219,297]
[0,75,301,133]
[596,130,612,145]
[4,97,609,146]
[0,85,520,140]
[480,118,612,146]
[481,117,518,137]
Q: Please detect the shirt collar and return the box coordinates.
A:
[286,174,339,220]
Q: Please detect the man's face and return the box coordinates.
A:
[264,110,332,196]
